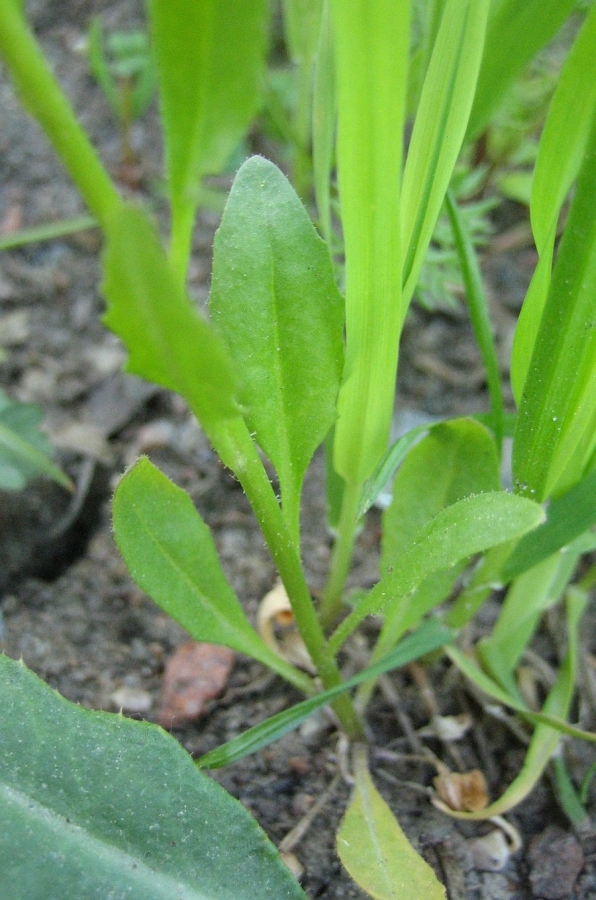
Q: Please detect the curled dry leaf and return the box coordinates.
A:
[157,641,235,728]
[433,767,489,812]
[258,581,316,674]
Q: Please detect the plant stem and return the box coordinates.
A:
[319,478,362,630]
[0,3,121,227]
[214,418,365,741]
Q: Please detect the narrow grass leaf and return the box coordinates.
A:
[401,0,489,310]
[442,591,590,820]
[331,0,409,487]
[312,0,335,248]
[466,0,576,142]
[197,620,452,768]
[0,656,307,900]
[337,748,446,900]
[357,425,430,519]
[513,110,596,500]
[102,204,239,436]
[329,492,544,654]
[502,467,596,581]
[209,157,344,539]
[446,191,504,448]
[148,0,268,278]
[0,391,72,491]
[112,458,313,694]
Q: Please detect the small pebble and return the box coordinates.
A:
[528,825,585,899]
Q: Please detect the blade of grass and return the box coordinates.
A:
[0,215,97,252]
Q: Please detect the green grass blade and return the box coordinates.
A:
[513,109,596,500]
[209,157,344,541]
[112,458,314,694]
[0,215,97,251]
[0,390,72,491]
[329,491,545,654]
[337,747,446,900]
[357,424,430,519]
[445,190,504,449]
[0,656,307,900]
[197,620,453,768]
[148,0,269,282]
[312,0,335,249]
[502,467,596,581]
[466,0,576,142]
[331,0,409,487]
[401,0,490,310]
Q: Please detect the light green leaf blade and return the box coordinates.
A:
[357,424,431,520]
[312,0,335,249]
[401,0,490,310]
[102,204,239,435]
[513,109,596,500]
[198,620,452,769]
[0,655,307,900]
[331,0,409,487]
[337,749,446,900]
[466,0,576,142]
[0,390,72,491]
[209,157,344,538]
[112,457,313,694]
[329,491,545,654]
[148,0,269,278]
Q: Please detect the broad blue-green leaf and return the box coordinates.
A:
[466,0,577,142]
[401,0,490,310]
[198,619,452,768]
[513,109,596,500]
[0,655,307,900]
[331,0,409,487]
[502,467,596,581]
[328,491,545,654]
[102,204,239,439]
[0,389,71,491]
[442,590,588,820]
[337,748,446,900]
[209,157,344,539]
[112,457,313,695]
[148,0,269,279]
[512,2,596,400]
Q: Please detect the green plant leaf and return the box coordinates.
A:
[331,0,409,487]
[511,2,596,400]
[466,0,577,142]
[357,424,430,519]
[0,389,72,491]
[401,0,490,310]
[198,619,453,768]
[513,108,596,500]
[112,457,313,694]
[337,747,446,900]
[102,204,239,439]
[148,0,268,280]
[442,590,589,820]
[0,655,307,900]
[502,467,596,581]
[209,157,344,538]
[329,491,545,654]
[312,0,335,249]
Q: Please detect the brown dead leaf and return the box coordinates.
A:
[258,581,316,674]
[157,641,235,728]
[433,768,489,812]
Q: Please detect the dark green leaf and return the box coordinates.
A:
[0,389,71,491]
[209,157,344,537]
[0,655,306,900]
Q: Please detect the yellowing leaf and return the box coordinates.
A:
[337,749,446,900]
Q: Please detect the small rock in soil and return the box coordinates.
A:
[157,641,235,728]
[528,825,585,899]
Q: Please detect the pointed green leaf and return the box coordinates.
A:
[198,620,453,769]
[149,0,269,277]
[312,0,335,249]
[513,109,596,500]
[209,157,344,537]
[337,749,446,900]
[102,204,239,436]
[357,424,430,519]
[0,655,307,900]
[329,491,545,654]
[331,0,409,486]
[112,457,313,694]
[467,0,576,142]
[0,390,72,491]
[401,0,490,309]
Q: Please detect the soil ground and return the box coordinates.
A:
[1,3,595,898]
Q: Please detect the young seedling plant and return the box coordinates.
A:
[1,0,596,897]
